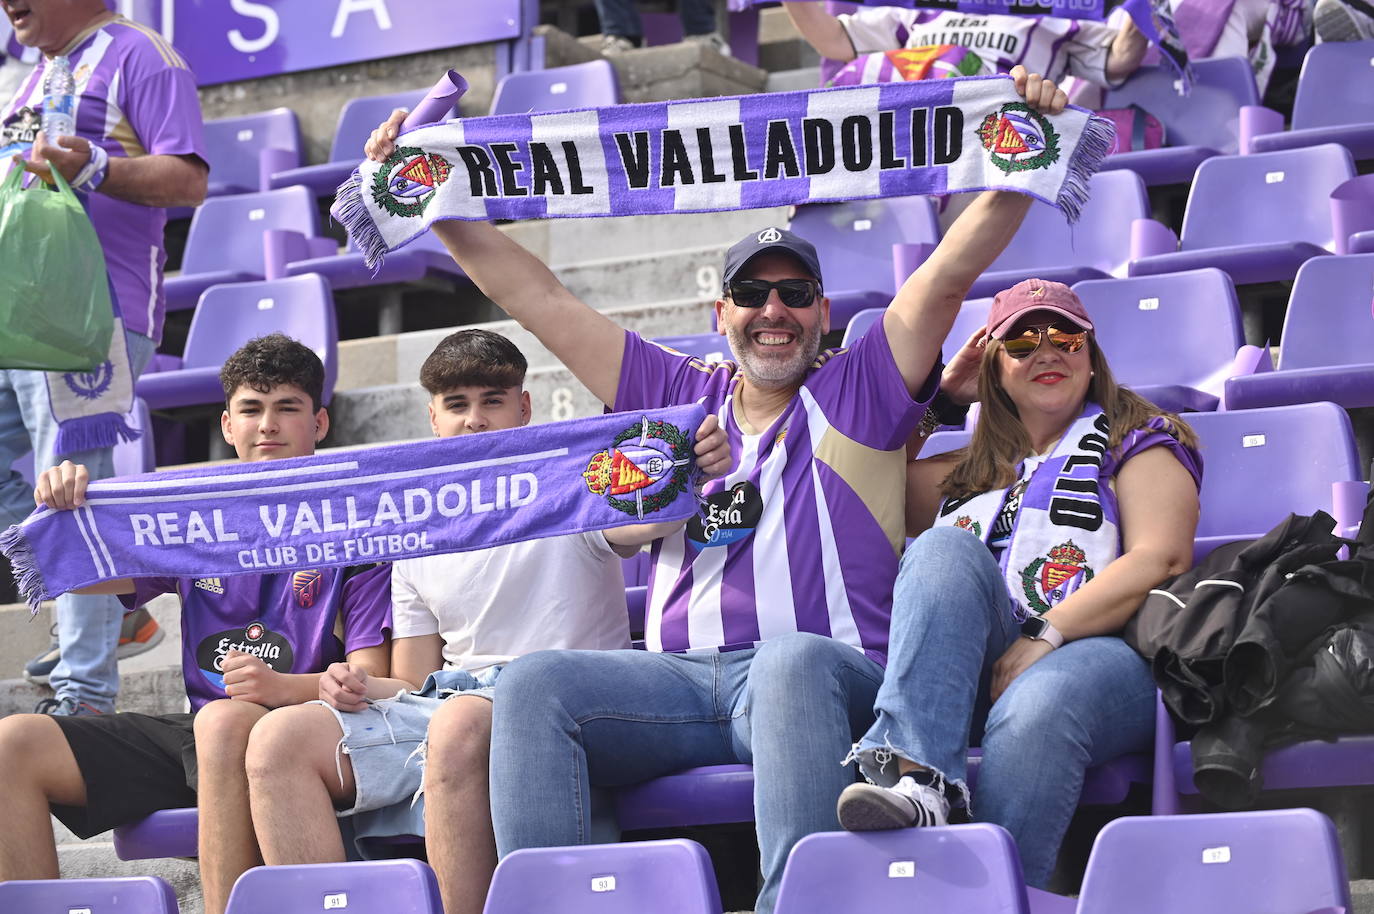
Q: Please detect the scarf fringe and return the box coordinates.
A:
[330,169,388,273]
[1057,113,1116,224]
[0,523,48,612]
[53,413,141,459]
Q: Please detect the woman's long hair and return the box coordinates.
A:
[938,335,1198,499]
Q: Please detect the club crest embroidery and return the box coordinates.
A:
[292,569,322,608]
[583,416,693,520]
[1020,540,1093,613]
[62,360,115,401]
[978,102,1061,175]
[953,515,983,537]
[372,146,453,218]
[887,45,985,81]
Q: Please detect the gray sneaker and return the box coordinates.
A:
[23,607,163,685]
[684,31,732,57]
[1314,0,1374,41]
[600,34,638,55]
[34,696,105,716]
[837,770,952,831]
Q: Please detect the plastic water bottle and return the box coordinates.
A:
[41,55,76,141]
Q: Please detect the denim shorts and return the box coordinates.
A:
[318,666,503,816]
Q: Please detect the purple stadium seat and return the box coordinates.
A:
[1129,144,1356,285]
[1249,40,1374,160]
[1073,269,1247,412]
[490,60,620,114]
[652,334,735,363]
[113,805,198,860]
[1186,402,1362,561]
[774,826,1073,914]
[1153,690,1374,815]
[1225,254,1374,410]
[483,839,722,914]
[968,170,1160,298]
[268,89,441,198]
[0,875,178,913]
[1099,57,1260,187]
[226,860,442,914]
[137,275,338,411]
[841,307,884,347]
[787,196,940,329]
[921,428,972,458]
[1077,810,1349,914]
[165,185,320,313]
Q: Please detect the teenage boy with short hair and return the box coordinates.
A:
[245,328,730,914]
[0,333,393,914]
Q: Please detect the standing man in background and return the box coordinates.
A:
[0,0,207,715]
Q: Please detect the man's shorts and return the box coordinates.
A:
[50,711,197,839]
[321,666,502,817]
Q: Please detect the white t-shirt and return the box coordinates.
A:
[390,532,631,673]
[839,7,1119,85]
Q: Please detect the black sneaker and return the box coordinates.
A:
[838,769,953,831]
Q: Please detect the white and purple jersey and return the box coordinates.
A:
[0,15,206,343]
[614,324,936,666]
[122,564,392,711]
[839,8,1119,85]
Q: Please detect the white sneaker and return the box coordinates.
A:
[837,771,951,831]
[1314,0,1374,41]
[684,31,732,57]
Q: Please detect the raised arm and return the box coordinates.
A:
[782,2,857,61]
[366,110,626,406]
[882,68,1066,397]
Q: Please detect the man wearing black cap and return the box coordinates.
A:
[364,66,1066,914]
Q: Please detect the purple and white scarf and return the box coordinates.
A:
[1,404,706,608]
[334,73,1115,270]
[933,405,1119,619]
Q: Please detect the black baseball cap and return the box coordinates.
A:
[721,226,824,290]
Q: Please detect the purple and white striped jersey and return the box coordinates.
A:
[840,8,1118,85]
[614,324,936,666]
[0,16,205,344]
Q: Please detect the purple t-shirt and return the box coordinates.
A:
[0,16,206,343]
[615,324,936,666]
[122,564,393,711]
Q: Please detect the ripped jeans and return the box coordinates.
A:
[317,667,502,819]
[850,527,1156,888]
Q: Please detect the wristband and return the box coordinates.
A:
[72,143,108,192]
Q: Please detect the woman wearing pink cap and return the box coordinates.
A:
[837,278,1202,888]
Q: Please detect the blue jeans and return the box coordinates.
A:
[595,0,718,38]
[0,331,155,711]
[854,526,1157,888]
[488,633,885,914]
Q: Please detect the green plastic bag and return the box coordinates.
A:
[0,163,114,370]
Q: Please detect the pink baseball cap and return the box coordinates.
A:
[986,279,1094,340]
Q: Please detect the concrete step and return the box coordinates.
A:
[0,593,182,691]
[337,296,717,392]
[766,67,823,94]
[55,841,203,914]
[757,7,822,73]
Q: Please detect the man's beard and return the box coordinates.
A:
[724,317,823,390]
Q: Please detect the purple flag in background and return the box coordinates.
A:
[1,405,707,607]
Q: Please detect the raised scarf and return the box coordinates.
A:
[1,405,705,608]
[933,405,1120,618]
[333,73,1115,271]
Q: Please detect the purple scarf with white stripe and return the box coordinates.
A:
[1,405,705,608]
[333,73,1115,270]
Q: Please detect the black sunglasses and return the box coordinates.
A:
[726,279,821,309]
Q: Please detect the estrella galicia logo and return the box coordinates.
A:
[686,481,762,548]
[371,146,452,218]
[583,415,693,520]
[978,102,1061,175]
[196,623,294,691]
[63,360,115,401]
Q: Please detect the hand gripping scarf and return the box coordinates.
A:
[1,404,706,609]
[932,405,1121,619]
[333,73,1115,271]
